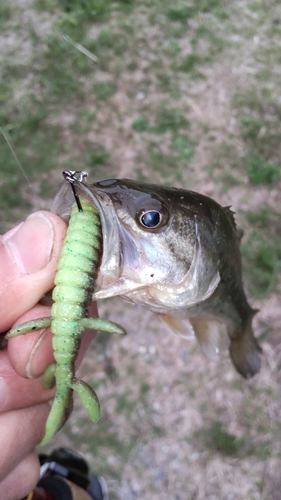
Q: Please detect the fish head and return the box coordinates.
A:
[52,178,220,312]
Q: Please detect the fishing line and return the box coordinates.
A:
[0,126,34,191]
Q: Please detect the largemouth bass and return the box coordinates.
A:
[53,177,262,379]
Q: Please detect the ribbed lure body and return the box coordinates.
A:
[41,199,102,444]
[6,194,126,445]
[51,198,101,367]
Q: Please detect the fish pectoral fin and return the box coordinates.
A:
[189,318,229,361]
[159,314,194,339]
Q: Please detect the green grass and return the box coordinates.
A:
[147,148,179,180]
[241,206,281,298]
[35,0,112,26]
[0,0,11,23]
[93,81,117,100]
[166,0,228,21]
[85,145,110,167]
[208,91,281,298]
[246,157,280,185]
[152,103,189,133]
[240,387,281,459]
[178,54,204,73]
[194,0,229,19]
[166,6,193,22]
[218,88,281,297]
[64,409,136,483]
[87,28,130,58]
[156,72,172,90]
[191,24,225,55]
[208,142,245,187]
[202,420,247,456]
[242,234,281,298]
[38,36,93,99]
[80,107,97,123]
[172,136,194,161]
[235,93,281,165]
[241,227,281,297]
[131,117,150,132]
[115,390,136,417]
[245,205,278,228]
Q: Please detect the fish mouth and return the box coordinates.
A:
[51,180,123,289]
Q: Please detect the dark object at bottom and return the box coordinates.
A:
[23,448,108,500]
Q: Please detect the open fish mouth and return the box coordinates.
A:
[51,178,123,290]
[52,175,221,306]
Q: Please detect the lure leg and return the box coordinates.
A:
[70,378,100,423]
[40,386,73,446]
[6,317,52,338]
[81,318,126,336]
[69,317,125,423]
[43,363,56,389]
[42,372,101,444]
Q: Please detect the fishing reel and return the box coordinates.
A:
[23,448,108,500]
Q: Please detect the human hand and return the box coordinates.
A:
[0,211,98,500]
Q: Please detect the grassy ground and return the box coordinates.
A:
[1,1,281,498]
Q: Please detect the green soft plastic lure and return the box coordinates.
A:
[6,170,126,445]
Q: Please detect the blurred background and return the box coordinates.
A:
[0,1,281,498]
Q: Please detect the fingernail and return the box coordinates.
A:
[0,377,8,409]
[5,213,54,274]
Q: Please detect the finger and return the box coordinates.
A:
[8,302,99,380]
[0,403,50,480]
[0,451,40,500]
[0,211,67,333]
[0,350,55,412]
[7,305,54,379]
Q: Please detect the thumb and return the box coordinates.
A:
[0,211,67,332]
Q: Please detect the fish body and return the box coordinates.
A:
[53,178,262,378]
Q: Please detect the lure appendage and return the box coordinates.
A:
[6,197,126,445]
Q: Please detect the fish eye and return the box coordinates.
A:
[136,199,169,231]
[140,210,161,228]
